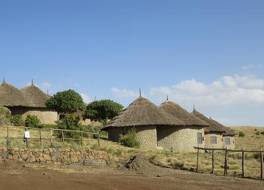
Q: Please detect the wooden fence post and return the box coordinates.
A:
[260,151,263,180]
[61,130,65,142]
[39,128,43,149]
[97,132,100,147]
[224,148,228,176]
[50,129,53,147]
[242,150,245,178]
[196,147,200,173]
[81,131,83,147]
[211,150,215,174]
[6,126,9,149]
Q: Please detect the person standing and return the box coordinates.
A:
[24,128,30,148]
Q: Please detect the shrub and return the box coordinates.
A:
[10,114,24,126]
[238,131,245,137]
[0,107,11,126]
[25,115,41,128]
[56,113,83,140]
[255,131,260,136]
[261,131,264,135]
[119,129,140,148]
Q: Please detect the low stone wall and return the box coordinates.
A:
[0,148,110,166]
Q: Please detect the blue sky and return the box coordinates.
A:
[1,0,264,126]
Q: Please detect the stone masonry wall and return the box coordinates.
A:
[204,133,224,149]
[157,126,205,153]
[135,126,157,149]
[0,148,109,166]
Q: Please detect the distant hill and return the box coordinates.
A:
[230,126,264,150]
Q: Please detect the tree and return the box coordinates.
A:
[85,99,123,122]
[46,90,85,115]
[25,115,41,128]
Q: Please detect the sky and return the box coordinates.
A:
[0,0,264,126]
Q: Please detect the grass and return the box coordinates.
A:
[0,125,263,179]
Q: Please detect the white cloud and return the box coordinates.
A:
[150,75,264,106]
[111,88,138,98]
[80,93,91,104]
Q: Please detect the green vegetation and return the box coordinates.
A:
[119,129,140,148]
[46,89,85,115]
[56,113,83,140]
[238,131,245,137]
[85,99,123,123]
[25,115,41,128]
[0,106,11,126]
[10,114,24,126]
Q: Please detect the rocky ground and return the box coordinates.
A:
[0,156,263,190]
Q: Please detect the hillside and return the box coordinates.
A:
[231,127,264,150]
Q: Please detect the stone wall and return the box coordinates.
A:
[107,126,157,149]
[223,136,235,149]
[0,148,109,165]
[157,126,205,153]
[204,133,223,149]
[135,126,157,149]
[108,128,123,142]
[22,110,58,125]
[10,107,58,125]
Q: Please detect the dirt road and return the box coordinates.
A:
[0,161,263,190]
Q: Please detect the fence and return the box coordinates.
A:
[1,126,101,149]
[194,146,264,180]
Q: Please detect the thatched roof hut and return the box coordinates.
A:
[159,101,208,127]
[0,82,27,107]
[21,84,49,108]
[0,81,49,108]
[104,97,184,129]
[192,110,227,134]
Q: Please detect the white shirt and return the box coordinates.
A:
[24,131,30,139]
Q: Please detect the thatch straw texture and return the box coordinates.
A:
[0,82,49,108]
[192,110,225,134]
[104,97,184,129]
[0,82,27,106]
[21,85,49,108]
[159,101,208,127]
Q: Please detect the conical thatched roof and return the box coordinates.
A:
[20,84,49,108]
[0,82,27,106]
[104,97,184,129]
[159,101,208,127]
[192,109,226,134]
[0,81,50,108]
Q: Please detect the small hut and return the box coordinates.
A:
[192,109,235,149]
[102,96,184,149]
[0,81,58,124]
[159,101,208,152]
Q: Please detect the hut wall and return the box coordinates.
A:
[135,126,157,149]
[223,136,235,149]
[204,133,223,149]
[157,126,205,153]
[107,128,123,142]
[9,107,58,125]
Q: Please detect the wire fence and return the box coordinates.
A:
[194,146,264,180]
[0,126,101,149]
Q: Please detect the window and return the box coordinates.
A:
[224,137,231,145]
[197,132,203,145]
[210,136,217,145]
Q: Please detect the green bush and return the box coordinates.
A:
[0,107,11,126]
[25,115,41,128]
[261,131,264,135]
[119,129,140,148]
[10,114,24,126]
[255,131,260,135]
[56,113,83,140]
[238,131,245,137]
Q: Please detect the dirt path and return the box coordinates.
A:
[0,161,263,190]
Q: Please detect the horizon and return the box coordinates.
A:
[1,1,264,126]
